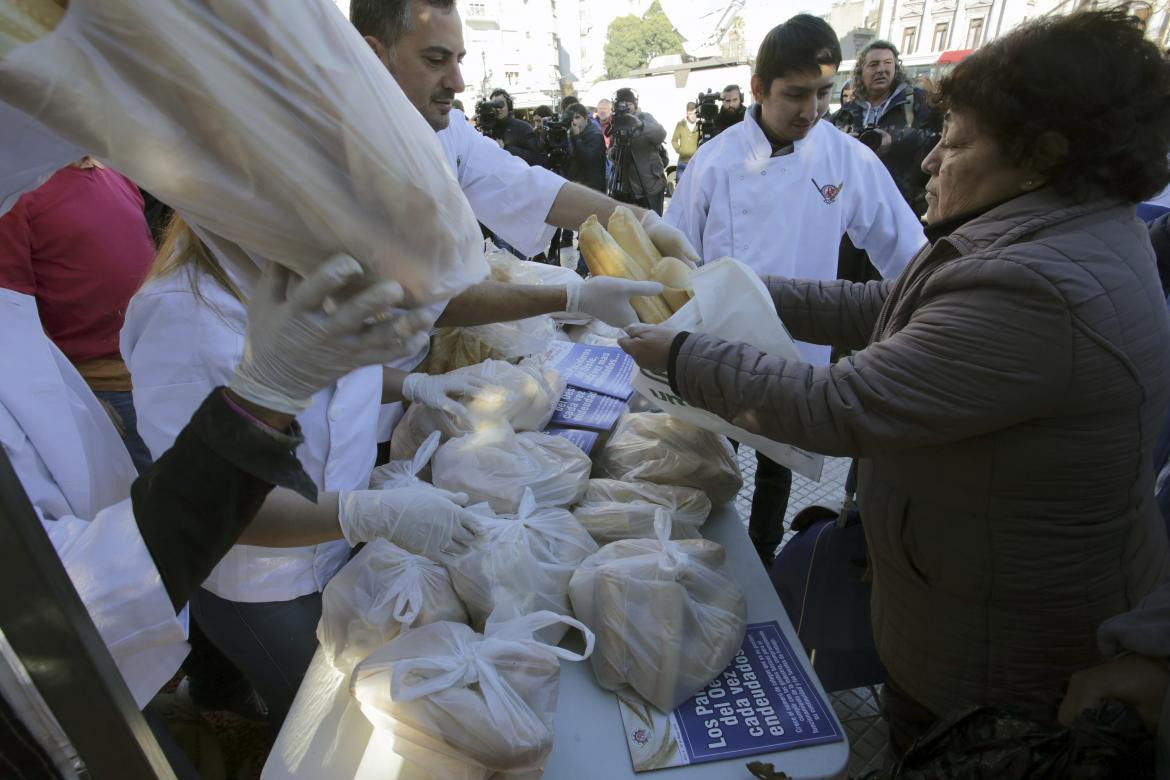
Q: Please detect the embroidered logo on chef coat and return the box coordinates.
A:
[811,178,844,205]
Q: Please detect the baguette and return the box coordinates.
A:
[650,257,695,313]
[578,215,674,324]
[607,206,661,277]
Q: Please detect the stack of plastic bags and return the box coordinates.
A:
[595,413,743,504]
[389,359,565,462]
[351,610,595,780]
[447,490,598,643]
[572,479,711,544]
[317,539,467,673]
[569,512,747,713]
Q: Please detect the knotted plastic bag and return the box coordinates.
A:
[569,512,747,712]
[447,490,598,643]
[350,610,595,780]
[595,413,743,504]
[0,0,485,304]
[389,359,565,461]
[317,538,467,673]
[369,430,445,493]
[432,426,590,513]
[572,478,711,544]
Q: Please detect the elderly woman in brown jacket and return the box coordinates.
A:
[621,10,1170,753]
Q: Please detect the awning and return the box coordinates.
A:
[937,49,973,64]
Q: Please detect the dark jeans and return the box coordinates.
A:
[190,588,322,729]
[748,450,793,560]
[94,389,153,474]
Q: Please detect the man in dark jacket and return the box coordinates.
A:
[713,84,747,135]
[607,87,668,215]
[565,103,606,194]
[482,88,542,166]
[832,40,939,216]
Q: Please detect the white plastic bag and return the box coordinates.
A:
[572,479,711,544]
[595,413,743,504]
[447,490,598,642]
[432,427,591,513]
[631,258,825,479]
[568,512,747,713]
[389,359,566,461]
[317,538,468,673]
[350,610,595,780]
[0,0,485,304]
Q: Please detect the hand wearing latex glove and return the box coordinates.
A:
[566,276,665,328]
[229,256,436,415]
[401,372,496,418]
[640,210,701,268]
[338,486,484,559]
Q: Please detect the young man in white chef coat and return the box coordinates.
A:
[664,14,926,565]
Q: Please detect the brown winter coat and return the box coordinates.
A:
[671,188,1170,720]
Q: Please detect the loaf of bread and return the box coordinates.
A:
[572,478,711,544]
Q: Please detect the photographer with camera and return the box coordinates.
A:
[713,84,747,135]
[607,87,668,215]
[565,103,606,194]
[831,41,940,216]
[672,102,699,180]
[476,88,542,166]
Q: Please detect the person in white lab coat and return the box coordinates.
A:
[662,15,927,566]
[122,220,490,727]
[1,252,436,712]
[350,0,701,266]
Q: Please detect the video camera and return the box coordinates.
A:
[537,115,572,173]
[856,125,885,151]
[474,97,506,134]
[610,99,643,139]
[695,90,720,147]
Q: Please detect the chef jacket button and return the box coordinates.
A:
[761,170,767,176]
[742,209,749,215]
[738,175,745,182]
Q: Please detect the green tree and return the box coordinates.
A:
[603,1,684,79]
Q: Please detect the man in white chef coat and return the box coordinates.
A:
[663,14,927,566]
[350,0,700,269]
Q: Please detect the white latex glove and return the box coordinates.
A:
[401,372,496,418]
[229,256,435,414]
[640,210,701,268]
[566,276,665,328]
[338,487,484,559]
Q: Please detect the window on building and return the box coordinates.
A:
[965,17,984,48]
[505,70,519,86]
[932,22,949,51]
[468,2,485,15]
[902,26,917,53]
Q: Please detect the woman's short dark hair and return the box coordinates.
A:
[754,15,841,89]
[489,88,514,113]
[938,9,1170,203]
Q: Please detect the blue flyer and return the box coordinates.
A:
[617,621,844,771]
[544,341,636,400]
[543,427,600,454]
[548,387,627,432]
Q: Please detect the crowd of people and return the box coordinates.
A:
[1,0,1169,777]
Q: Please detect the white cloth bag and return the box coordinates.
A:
[0,0,485,304]
[568,512,747,713]
[317,538,468,673]
[350,610,595,780]
[630,258,825,479]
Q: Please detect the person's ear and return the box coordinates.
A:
[750,74,767,104]
[363,35,391,68]
[1026,131,1068,186]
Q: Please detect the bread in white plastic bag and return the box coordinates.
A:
[389,359,565,461]
[447,490,598,642]
[572,479,711,544]
[0,0,485,304]
[317,538,468,672]
[568,512,747,713]
[350,610,595,780]
[432,427,590,513]
[595,413,743,504]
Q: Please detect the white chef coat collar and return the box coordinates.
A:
[743,105,823,161]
